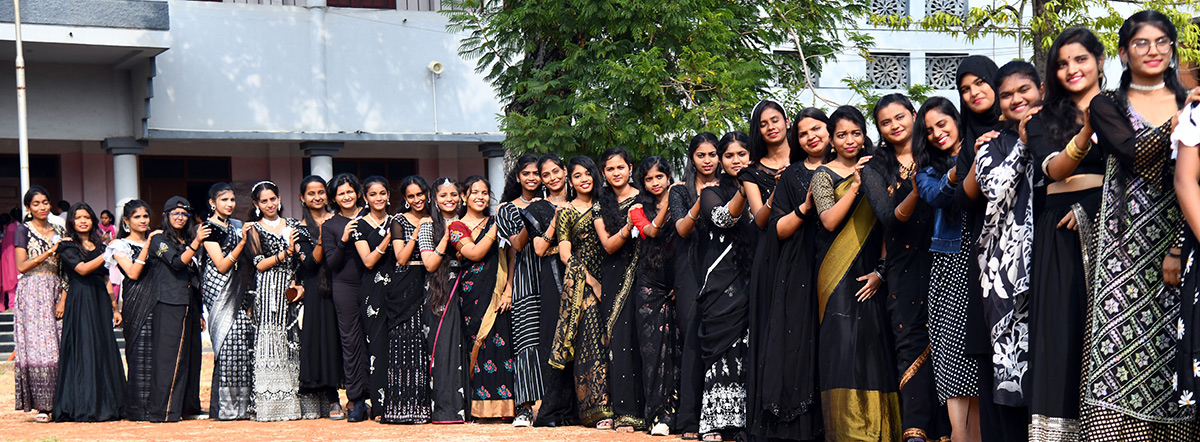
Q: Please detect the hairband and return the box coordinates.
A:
[252,180,276,191]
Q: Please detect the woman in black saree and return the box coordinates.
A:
[108,200,156,421]
[420,177,469,424]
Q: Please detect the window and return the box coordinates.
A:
[926,0,966,17]
[302,157,418,196]
[868,53,911,90]
[871,0,908,16]
[0,154,60,213]
[926,54,967,90]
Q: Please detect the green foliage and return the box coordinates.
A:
[869,0,1200,68]
[444,0,871,161]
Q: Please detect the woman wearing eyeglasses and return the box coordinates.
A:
[1081,10,1200,440]
[145,196,206,422]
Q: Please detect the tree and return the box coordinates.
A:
[869,0,1200,71]
[444,0,873,161]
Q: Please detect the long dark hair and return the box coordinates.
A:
[21,185,50,222]
[1116,10,1188,106]
[870,93,918,186]
[248,181,283,222]
[789,107,830,164]
[360,176,390,218]
[65,202,103,246]
[596,147,638,236]
[636,156,674,272]
[161,198,196,246]
[425,178,459,316]
[995,60,1043,131]
[684,132,719,195]
[501,153,542,202]
[457,175,492,218]
[914,96,962,174]
[396,175,432,216]
[298,175,330,238]
[827,105,874,161]
[118,200,151,239]
[567,155,602,203]
[717,130,751,188]
[538,153,572,200]
[327,173,364,214]
[748,100,789,164]
[1042,27,1106,150]
[207,182,235,220]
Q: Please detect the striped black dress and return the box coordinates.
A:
[496,202,545,407]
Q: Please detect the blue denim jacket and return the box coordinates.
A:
[915,161,962,253]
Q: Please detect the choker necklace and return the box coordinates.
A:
[519,195,534,204]
[1129,81,1166,92]
[261,217,282,228]
[215,215,228,224]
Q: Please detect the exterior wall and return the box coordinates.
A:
[150,1,503,140]
[0,63,135,140]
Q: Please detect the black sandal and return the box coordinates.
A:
[329,403,345,420]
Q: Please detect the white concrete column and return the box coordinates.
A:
[301,141,344,182]
[307,0,330,132]
[479,143,505,208]
[102,137,147,214]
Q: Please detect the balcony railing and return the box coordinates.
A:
[195,0,441,11]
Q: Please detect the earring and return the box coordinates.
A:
[255,207,261,217]
[404,201,410,209]
[209,204,216,212]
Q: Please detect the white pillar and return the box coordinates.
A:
[301,141,343,182]
[479,143,505,208]
[102,137,146,214]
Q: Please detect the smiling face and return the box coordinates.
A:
[1056,42,1101,96]
[435,183,459,217]
[959,73,996,115]
[72,209,93,237]
[642,165,670,197]
[924,109,960,153]
[540,162,566,194]
[210,190,236,218]
[570,164,595,197]
[335,183,358,211]
[876,103,914,147]
[795,117,830,160]
[26,193,50,221]
[404,183,427,213]
[603,155,631,189]
[255,188,281,219]
[519,163,541,194]
[758,107,788,147]
[692,142,718,178]
[720,142,750,176]
[1122,24,1172,80]
[831,119,865,160]
[364,183,388,214]
[997,74,1042,122]
[301,181,327,212]
[126,207,150,234]
[464,180,490,214]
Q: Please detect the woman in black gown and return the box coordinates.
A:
[1023,28,1105,441]
[628,156,680,436]
[420,177,469,423]
[672,132,720,439]
[107,200,156,421]
[595,147,646,432]
[865,94,948,442]
[321,173,371,422]
[752,107,830,442]
[53,202,124,422]
[296,175,343,419]
[529,154,580,427]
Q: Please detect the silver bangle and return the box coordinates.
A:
[134,259,146,265]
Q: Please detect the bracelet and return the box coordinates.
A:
[435,248,446,257]
[687,210,698,221]
[650,219,660,229]
[187,244,197,253]
[1169,250,1182,258]
[873,270,886,282]
[375,245,387,255]
[134,259,146,265]
[1064,137,1089,161]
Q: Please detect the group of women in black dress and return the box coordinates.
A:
[12,8,1200,442]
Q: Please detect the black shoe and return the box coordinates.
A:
[347,401,369,423]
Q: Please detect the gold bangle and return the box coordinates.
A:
[1065,137,1088,161]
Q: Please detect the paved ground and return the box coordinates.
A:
[0,355,672,441]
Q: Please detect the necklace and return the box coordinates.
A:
[1129,81,1166,92]
[260,217,282,228]
[519,195,534,204]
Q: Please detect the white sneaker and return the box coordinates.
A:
[651,423,670,436]
[512,408,533,427]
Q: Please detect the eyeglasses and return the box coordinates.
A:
[168,211,190,219]
[1131,37,1173,56]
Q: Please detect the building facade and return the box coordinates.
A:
[0,0,504,218]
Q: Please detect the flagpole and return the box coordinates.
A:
[14,0,29,212]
